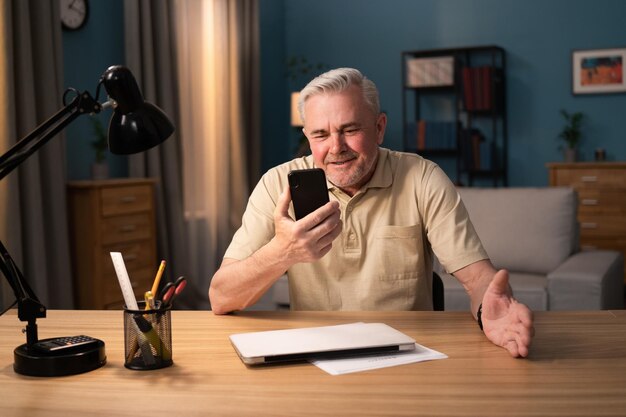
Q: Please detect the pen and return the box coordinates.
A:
[144,291,155,310]
[151,260,166,296]
[133,314,171,361]
[127,329,156,365]
[131,291,156,362]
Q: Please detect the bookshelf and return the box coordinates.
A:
[402,45,508,186]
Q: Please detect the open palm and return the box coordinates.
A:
[481,270,534,357]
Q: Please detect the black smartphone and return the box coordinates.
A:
[288,168,330,220]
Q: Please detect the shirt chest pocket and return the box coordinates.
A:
[374,224,423,280]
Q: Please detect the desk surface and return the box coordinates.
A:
[1,310,626,417]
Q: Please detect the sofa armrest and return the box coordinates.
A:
[547,250,624,310]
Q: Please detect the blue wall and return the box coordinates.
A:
[63,0,126,180]
[259,0,290,173]
[63,1,626,186]
[260,0,626,186]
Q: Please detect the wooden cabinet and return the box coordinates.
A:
[402,45,507,186]
[547,162,626,282]
[67,179,158,309]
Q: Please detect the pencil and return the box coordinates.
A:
[150,260,166,296]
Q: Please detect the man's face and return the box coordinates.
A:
[303,85,387,196]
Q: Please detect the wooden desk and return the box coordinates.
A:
[1,310,626,417]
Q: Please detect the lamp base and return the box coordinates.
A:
[13,338,106,377]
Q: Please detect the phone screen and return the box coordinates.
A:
[288,168,330,220]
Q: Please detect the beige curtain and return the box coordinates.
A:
[125,0,260,308]
[0,0,74,309]
[175,0,260,299]
[0,0,14,310]
[123,0,201,307]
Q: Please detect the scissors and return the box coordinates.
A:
[159,276,187,308]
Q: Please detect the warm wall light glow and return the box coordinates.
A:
[290,92,303,127]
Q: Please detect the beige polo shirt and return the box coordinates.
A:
[224,148,488,310]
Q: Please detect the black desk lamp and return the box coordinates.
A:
[0,65,174,376]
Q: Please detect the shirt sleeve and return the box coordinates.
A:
[223,171,282,261]
[419,164,489,274]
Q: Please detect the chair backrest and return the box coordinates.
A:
[433,272,444,311]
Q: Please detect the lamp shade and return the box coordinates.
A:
[101,66,175,154]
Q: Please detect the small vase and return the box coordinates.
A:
[564,148,577,163]
[91,162,109,180]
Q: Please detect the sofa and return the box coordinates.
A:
[438,187,624,311]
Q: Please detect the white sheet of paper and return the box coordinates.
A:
[310,343,447,375]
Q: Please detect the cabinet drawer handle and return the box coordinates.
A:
[120,224,137,233]
[120,196,137,203]
[125,254,138,261]
[581,175,597,182]
[581,222,597,229]
[130,280,140,289]
[581,199,598,206]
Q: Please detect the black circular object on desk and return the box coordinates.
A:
[13,338,106,377]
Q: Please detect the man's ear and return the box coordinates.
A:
[376,112,387,145]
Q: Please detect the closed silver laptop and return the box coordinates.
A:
[229,322,416,365]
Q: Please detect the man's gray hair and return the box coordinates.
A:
[298,68,380,124]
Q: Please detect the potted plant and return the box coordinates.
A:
[89,117,109,179]
[557,109,584,163]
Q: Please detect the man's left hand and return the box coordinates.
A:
[481,270,534,358]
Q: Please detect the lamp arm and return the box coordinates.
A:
[0,91,102,181]
[0,89,102,346]
[0,240,44,345]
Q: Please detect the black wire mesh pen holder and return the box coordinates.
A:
[123,301,173,370]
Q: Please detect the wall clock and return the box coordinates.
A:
[60,0,89,31]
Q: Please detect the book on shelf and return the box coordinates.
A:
[415,120,457,151]
[460,128,496,171]
[417,120,426,150]
[461,66,502,112]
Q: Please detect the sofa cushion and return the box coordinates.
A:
[548,250,624,310]
[457,187,577,275]
[440,272,548,311]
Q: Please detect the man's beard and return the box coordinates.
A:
[325,151,377,190]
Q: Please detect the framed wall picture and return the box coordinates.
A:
[572,48,626,94]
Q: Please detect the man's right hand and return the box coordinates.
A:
[209,185,342,314]
[272,185,342,264]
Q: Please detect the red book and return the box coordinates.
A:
[482,66,493,111]
[417,120,426,150]
[473,67,482,111]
